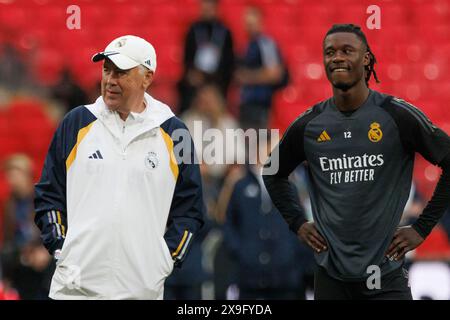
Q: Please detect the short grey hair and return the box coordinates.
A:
[137,65,150,75]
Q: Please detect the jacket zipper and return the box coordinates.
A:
[122,125,126,159]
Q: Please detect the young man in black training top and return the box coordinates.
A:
[262,24,450,300]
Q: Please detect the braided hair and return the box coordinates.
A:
[325,24,380,85]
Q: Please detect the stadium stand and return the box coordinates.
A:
[0,0,449,299]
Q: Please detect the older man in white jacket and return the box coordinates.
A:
[34,35,204,300]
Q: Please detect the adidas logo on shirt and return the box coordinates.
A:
[317,130,331,142]
[89,150,103,159]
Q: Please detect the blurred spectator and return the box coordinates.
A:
[1,154,53,299]
[179,84,244,299]
[2,155,37,248]
[289,164,317,298]
[51,68,88,114]
[181,84,244,179]
[178,0,234,114]
[0,44,30,91]
[212,174,244,301]
[222,140,307,299]
[212,164,244,299]
[235,6,288,129]
[3,240,54,300]
[164,164,220,300]
[400,183,450,261]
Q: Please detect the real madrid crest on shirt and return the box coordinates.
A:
[368,122,383,142]
[145,152,159,170]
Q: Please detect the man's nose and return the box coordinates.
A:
[106,73,117,86]
[332,51,345,62]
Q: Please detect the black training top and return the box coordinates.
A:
[263,89,450,281]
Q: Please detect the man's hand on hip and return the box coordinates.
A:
[386,226,424,261]
[297,221,328,253]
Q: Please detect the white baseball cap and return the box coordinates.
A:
[92,35,157,72]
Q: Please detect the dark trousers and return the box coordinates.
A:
[314,266,413,300]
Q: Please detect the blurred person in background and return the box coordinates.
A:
[235,6,288,130]
[164,163,220,300]
[51,68,88,114]
[222,137,307,299]
[0,44,30,91]
[181,84,243,179]
[401,185,450,300]
[211,163,244,300]
[2,155,37,248]
[1,154,53,299]
[400,184,450,261]
[180,84,245,299]
[178,0,234,114]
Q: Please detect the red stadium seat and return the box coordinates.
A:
[0,0,448,198]
[414,224,450,259]
[413,3,450,26]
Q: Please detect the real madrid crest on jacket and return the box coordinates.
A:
[34,92,204,299]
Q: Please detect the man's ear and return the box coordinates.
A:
[363,51,370,67]
[143,70,154,90]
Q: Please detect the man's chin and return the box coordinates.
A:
[106,105,120,111]
[332,81,356,92]
[103,97,120,111]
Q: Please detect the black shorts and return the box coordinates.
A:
[314,266,413,300]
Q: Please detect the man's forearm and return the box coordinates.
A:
[262,174,307,234]
[412,153,450,238]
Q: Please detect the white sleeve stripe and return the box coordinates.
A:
[176,232,193,261]
[55,222,62,238]
[51,210,57,224]
[51,210,62,237]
